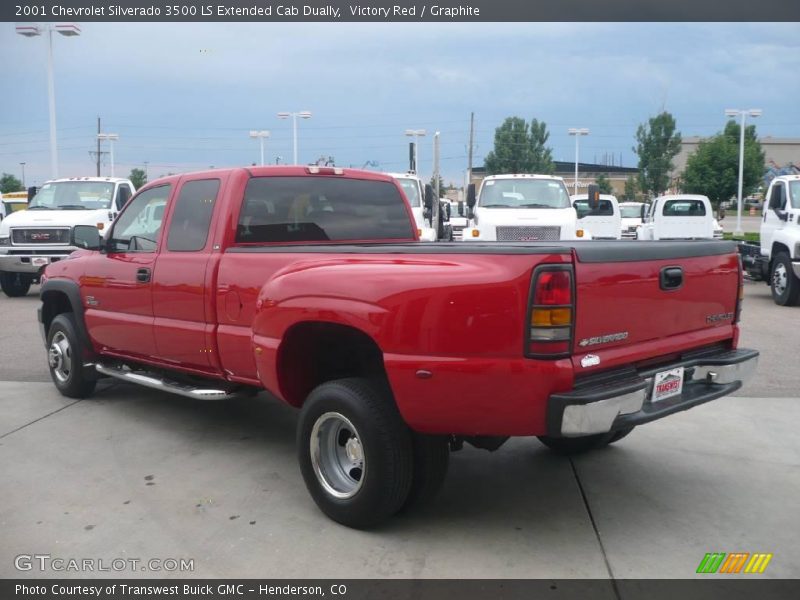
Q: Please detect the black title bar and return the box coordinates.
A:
[5,0,800,22]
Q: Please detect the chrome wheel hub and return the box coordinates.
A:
[310,412,365,499]
[773,263,788,296]
[48,331,72,383]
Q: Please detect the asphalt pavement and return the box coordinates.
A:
[0,282,797,579]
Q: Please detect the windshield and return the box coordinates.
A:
[790,182,800,209]
[620,205,642,218]
[29,181,115,210]
[397,178,421,207]
[479,179,570,209]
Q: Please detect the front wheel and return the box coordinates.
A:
[297,378,413,529]
[770,253,800,306]
[0,272,32,297]
[47,313,97,398]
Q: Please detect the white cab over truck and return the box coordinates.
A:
[389,172,451,241]
[739,174,800,305]
[619,201,645,239]
[636,195,724,241]
[572,193,621,240]
[0,176,135,296]
[460,174,589,241]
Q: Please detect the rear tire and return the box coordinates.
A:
[297,378,413,529]
[0,272,32,297]
[770,253,800,306]
[47,313,97,398]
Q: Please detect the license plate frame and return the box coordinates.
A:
[31,257,50,267]
[651,366,685,403]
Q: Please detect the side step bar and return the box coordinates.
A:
[95,363,238,401]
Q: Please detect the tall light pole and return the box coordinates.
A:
[16,23,81,179]
[277,111,312,165]
[97,133,119,177]
[20,162,26,188]
[404,129,427,175]
[568,128,590,195]
[249,130,270,166]
[725,108,762,237]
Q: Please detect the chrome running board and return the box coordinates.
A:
[95,363,237,401]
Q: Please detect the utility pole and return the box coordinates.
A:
[96,117,101,175]
[466,112,474,187]
[433,131,441,198]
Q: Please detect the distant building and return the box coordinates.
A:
[470,162,639,197]
[673,136,800,183]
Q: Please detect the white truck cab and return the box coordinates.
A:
[636,195,722,241]
[389,172,437,242]
[619,201,645,239]
[461,174,589,241]
[739,174,800,305]
[0,176,135,296]
[572,193,621,240]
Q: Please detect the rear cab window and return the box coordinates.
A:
[235,176,414,244]
[662,200,706,217]
[574,199,614,218]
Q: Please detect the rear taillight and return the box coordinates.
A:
[526,266,574,358]
[735,256,744,323]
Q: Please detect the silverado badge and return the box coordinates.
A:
[578,332,629,347]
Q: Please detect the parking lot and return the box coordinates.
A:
[1,280,798,579]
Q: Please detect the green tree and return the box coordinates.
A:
[594,173,613,194]
[484,116,554,174]
[623,175,638,201]
[128,168,147,190]
[633,111,682,197]
[0,173,24,194]
[681,120,765,208]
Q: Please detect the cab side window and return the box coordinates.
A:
[166,179,220,252]
[109,185,172,253]
[768,184,786,211]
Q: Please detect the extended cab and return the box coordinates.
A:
[636,195,724,241]
[0,177,135,297]
[739,174,800,305]
[460,174,590,241]
[38,166,757,528]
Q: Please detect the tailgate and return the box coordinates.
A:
[571,242,739,371]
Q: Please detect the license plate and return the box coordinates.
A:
[652,367,684,403]
[31,257,50,267]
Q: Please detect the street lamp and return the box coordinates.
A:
[97,133,119,177]
[249,130,270,166]
[724,108,762,236]
[277,111,312,165]
[568,128,590,195]
[16,22,81,179]
[20,162,26,188]
[404,129,427,174]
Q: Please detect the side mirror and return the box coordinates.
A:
[776,209,789,222]
[441,201,451,221]
[587,184,600,210]
[466,183,477,208]
[27,186,38,202]
[640,204,648,221]
[424,184,434,210]
[457,201,465,216]
[71,225,103,251]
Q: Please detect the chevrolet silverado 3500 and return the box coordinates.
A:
[38,166,757,528]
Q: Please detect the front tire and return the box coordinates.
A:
[0,272,32,297]
[297,378,413,528]
[47,313,96,398]
[770,253,800,306]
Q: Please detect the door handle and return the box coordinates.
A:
[660,266,683,291]
[136,268,151,283]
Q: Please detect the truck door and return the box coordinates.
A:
[81,184,172,358]
[761,181,786,255]
[151,177,222,372]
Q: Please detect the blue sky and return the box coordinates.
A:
[1,22,799,187]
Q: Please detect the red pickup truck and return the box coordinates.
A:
[38,166,758,528]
